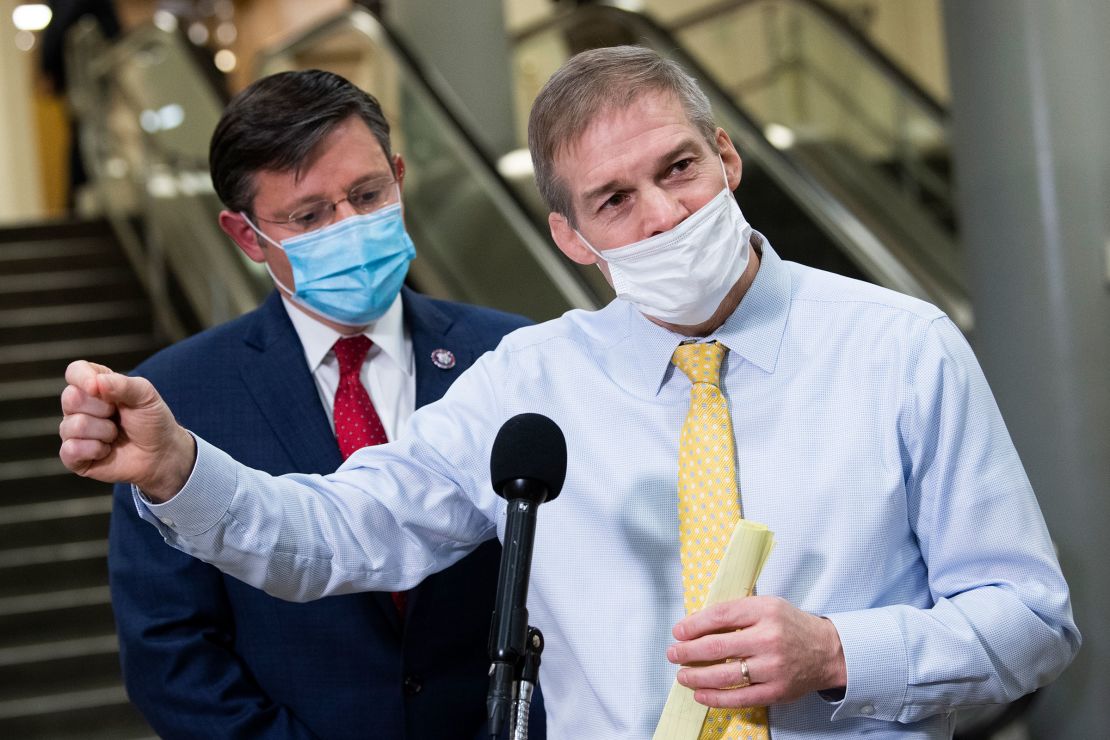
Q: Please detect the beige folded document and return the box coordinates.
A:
[652,520,775,740]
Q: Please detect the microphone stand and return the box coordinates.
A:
[486,414,565,740]
[509,627,544,740]
[488,487,546,739]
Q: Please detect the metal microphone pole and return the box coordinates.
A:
[509,627,543,740]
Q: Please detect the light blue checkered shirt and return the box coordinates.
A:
[141,238,1078,739]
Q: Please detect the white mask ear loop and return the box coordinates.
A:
[240,212,282,249]
[240,212,297,296]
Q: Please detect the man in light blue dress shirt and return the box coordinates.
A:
[59,47,1079,738]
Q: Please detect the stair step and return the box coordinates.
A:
[0,334,159,381]
[0,236,116,261]
[0,554,107,599]
[0,416,56,440]
[0,684,126,720]
[2,334,158,365]
[0,471,112,505]
[0,219,115,246]
[0,600,115,651]
[0,443,67,467]
[0,498,110,549]
[0,378,67,420]
[0,643,121,703]
[0,586,110,620]
[0,268,135,294]
[0,634,118,669]
[0,687,153,739]
[0,268,144,310]
[0,378,63,400]
[0,301,146,329]
[0,457,72,483]
[0,302,151,344]
[0,540,107,569]
[0,239,126,275]
[0,496,113,524]
[0,417,59,462]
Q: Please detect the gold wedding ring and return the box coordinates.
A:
[721,656,752,689]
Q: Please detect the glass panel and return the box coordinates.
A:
[670,0,952,225]
[69,19,269,331]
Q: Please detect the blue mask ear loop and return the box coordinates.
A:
[240,212,298,297]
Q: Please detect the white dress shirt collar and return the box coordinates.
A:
[614,232,790,398]
[280,292,412,376]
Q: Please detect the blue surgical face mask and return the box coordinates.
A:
[243,201,416,326]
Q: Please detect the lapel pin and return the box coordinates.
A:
[430,348,456,370]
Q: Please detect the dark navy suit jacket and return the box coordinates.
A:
[109,288,542,739]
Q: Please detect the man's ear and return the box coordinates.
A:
[393,153,406,190]
[716,127,743,191]
[549,212,598,265]
[218,210,266,263]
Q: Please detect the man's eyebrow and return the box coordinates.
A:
[579,139,704,206]
[581,178,624,207]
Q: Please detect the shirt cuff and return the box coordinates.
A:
[133,434,239,536]
[824,608,909,722]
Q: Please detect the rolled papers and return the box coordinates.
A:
[652,520,774,740]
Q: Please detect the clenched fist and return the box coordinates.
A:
[59,360,195,501]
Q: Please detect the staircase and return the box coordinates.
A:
[0,220,159,738]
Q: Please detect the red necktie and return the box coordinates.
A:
[332,336,406,615]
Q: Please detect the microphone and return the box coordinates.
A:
[487,413,566,739]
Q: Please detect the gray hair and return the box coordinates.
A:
[527,45,718,222]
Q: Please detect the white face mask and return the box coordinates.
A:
[575,161,752,326]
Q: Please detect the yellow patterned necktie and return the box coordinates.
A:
[672,341,770,739]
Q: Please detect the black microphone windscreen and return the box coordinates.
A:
[490,413,567,500]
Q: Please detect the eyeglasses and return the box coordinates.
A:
[257,176,399,233]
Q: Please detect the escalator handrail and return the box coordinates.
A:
[253,8,600,311]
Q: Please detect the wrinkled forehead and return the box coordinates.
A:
[554,88,686,167]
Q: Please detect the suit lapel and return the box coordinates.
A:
[403,288,475,410]
[239,291,482,630]
[239,293,343,476]
[241,294,407,631]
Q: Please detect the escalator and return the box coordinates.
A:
[66,13,268,341]
[69,2,969,334]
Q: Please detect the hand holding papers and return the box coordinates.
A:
[653,520,775,740]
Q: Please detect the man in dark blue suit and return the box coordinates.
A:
[108,70,541,739]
